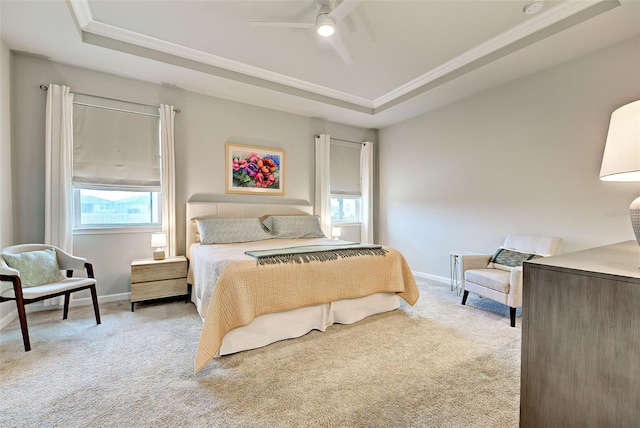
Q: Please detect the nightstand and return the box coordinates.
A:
[130,256,189,312]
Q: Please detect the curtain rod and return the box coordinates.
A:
[315,134,363,145]
[39,84,181,113]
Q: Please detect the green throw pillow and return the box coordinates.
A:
[488,248,541,270]
[2,248,66,287]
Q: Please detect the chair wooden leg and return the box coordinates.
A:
[63,292,71,320]
[510,307,516,327]
[90,284,101,325]
[14,296,31,352]
[461,290,469,305]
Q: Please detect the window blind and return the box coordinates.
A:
[72,104,161,191]
[330,142,361,196]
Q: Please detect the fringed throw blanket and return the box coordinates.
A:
[245,243,388,265]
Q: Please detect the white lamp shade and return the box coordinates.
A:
[599,100,640,181]
[331,226,342,238]
[151,232,167,248]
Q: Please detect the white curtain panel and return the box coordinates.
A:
[159,104,177,257]
[44,84,74,253]
[360,141,374,244]
[314,134,332,238]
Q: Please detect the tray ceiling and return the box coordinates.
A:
[1,0,638,128]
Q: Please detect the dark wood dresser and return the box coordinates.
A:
[521,240,640,427]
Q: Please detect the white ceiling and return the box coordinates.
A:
[1,0,639,128]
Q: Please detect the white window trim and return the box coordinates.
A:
[73,226,162,235]
[72,188,162,231]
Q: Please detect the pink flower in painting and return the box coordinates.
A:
[232,157,248,171]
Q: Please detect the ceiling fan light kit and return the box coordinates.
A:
[316,15,335,37]
[250,0,361,64]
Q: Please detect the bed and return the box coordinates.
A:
[186,201,419,373]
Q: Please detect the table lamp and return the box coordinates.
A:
[331,226,342,240]
[151,232,167,260]
[599,100,640,244]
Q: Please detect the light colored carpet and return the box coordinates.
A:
[0,279,521,427]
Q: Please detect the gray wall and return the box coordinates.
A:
[378,36,640,282]
[5,35,640,314]
[8,54,375,306]
[0,40,14,324]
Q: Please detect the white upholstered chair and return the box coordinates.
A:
[0,244,101,351]
[459,235,562,327]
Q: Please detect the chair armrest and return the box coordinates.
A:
[0,265,20,277]
[458,254,493,272]
[84,262,95,279]
[55,249,88,271]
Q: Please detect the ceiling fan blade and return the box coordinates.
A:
[327,33,353,65]
[328,0,362,23]
[249,21,314,29]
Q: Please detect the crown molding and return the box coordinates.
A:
[67,0,615,114]
[69,0,373,109]
[68,0,92,28]
[373,0,612,107]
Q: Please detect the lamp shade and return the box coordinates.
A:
[599,100,640,181]
[151,232,167,248]
[331,226,342,238]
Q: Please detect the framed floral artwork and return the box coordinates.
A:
[225,143,285,195]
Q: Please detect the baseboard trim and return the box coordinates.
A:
[412,271,449,285]
[0,292,132,330]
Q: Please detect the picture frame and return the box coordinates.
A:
[225,143,285,195]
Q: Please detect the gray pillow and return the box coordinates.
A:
[2,248,66,287]
[263,215,326,239]
[196,218,273,244]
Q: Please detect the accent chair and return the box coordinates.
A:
[0,244,101,351]
[459,234,563,327]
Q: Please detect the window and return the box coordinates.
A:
[330,141,362,223]
[75,189,160,226]
[331,196,361,223]
[72,98,161,229]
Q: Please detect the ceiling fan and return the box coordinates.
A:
[249,0,362,65]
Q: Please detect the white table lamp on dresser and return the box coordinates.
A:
[599,99,640,244]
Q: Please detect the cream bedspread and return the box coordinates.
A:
[193,239,419,373]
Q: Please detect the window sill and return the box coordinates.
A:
[73,226,162,235]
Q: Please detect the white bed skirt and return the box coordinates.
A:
[193,291,400,356]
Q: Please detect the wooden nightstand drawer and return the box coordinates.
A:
[131,278,187,301]
[130,256,189,311]
[131,257,187,283]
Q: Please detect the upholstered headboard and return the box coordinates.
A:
[185,201,313,258]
